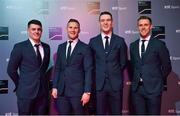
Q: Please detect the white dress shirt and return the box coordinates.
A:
[101,33,112,49]
[139,35,151,58]
[139,35,151,82]
[66,38,78,58]
[29,38,44,61]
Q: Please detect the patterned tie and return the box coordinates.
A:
[67,41,73,64]
[105,36,109,53]
[34,44,42,66]
[141,40,146,59]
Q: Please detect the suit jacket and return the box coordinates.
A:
[53,40,93,97]
[7,39,50,99]
[89,33,127,91]
[130,37,172,94]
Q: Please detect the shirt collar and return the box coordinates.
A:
[101,32,112,40]
[67,38,78,44]
[140,35,151,41]
[29,37,41,47]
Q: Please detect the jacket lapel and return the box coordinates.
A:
[95,35,106,57]
[27,39,39,65]
[68,40,81,63]
[142,37,154,60]
[107,34,115,56]
[99,35,106,55]
[27,39,37,58]
[62,42,68,65]
[134,40,141,62]
[41,43,48,66]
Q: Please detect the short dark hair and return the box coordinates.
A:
[28,19,42,28]
[99,11,113,21]
[137,15,152,24]
[67,18,80,28]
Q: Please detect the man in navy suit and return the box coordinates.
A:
[89,11,127,115]
[7,19,50,115]
[130,16,172,114]
[51,19,93,115]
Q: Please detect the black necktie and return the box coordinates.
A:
[105,36,109,53]
[141,40,146,58]
[34,44,42,66]
[67,41,73,64]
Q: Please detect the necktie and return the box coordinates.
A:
[34,44,42,66]
[141,40,146,58]
[67,41,73,64]
[105,36,109,53]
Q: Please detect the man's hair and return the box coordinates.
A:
[28,19,42,28]
[67,18,80,28]
[137,15,152,24]
[99,11,113,21]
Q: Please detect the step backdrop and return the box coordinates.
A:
[0,0,180,115]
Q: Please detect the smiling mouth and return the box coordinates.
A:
[141,30,146,32]
[103,27,109,30]
[70,33,75,35]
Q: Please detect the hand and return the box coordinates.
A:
[81,93,90,106]
[51,88,58,99]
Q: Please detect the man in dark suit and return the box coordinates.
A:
[51,19,93,115]
[7,19,50,115]
[130,16,172,114]
[89,11,127,115]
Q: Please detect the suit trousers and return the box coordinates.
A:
[57,96,84,115]
[17,85,48,115]
[131,83,162,115]
[96,78,122,115]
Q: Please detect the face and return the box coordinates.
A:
[28,24,42,43]
[138,19,152,39]
[99,14,113,34]
[67,22,80,40]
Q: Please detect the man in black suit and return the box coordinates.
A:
[7,19,50,115]
[51,19,93,115]
[89,11,127,115]
[130,16,172,114]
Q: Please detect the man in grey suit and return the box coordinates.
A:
[130,16,172,114]
[7,19,50,115]
[51,19,93,115]
[89,11,127,115]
